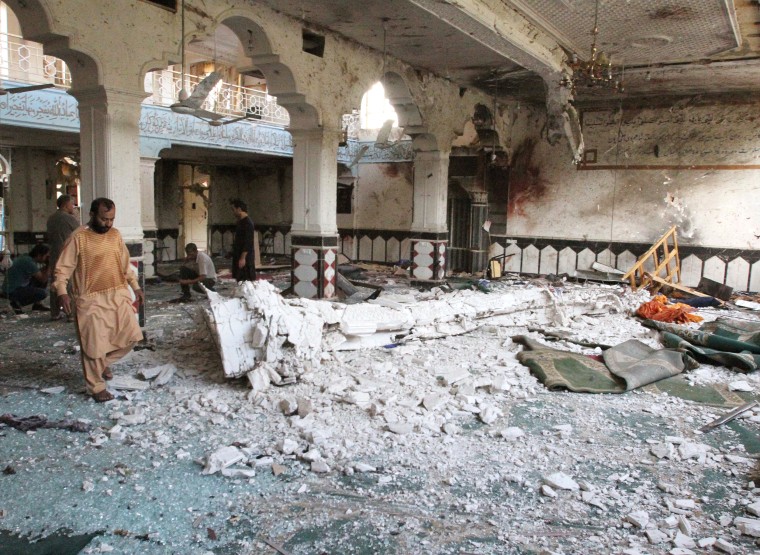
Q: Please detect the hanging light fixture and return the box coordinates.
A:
[562,0,623,93]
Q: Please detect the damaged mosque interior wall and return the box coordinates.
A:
[0,0,758,292]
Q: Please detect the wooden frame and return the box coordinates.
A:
[622,226,681,293]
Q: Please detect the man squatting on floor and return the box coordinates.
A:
[54,197,144,402]
[175,242,216,302]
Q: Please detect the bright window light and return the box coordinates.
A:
[360,82,398,130]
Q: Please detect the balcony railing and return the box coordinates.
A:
[0,32,290,127]
[144,69,290,127]
[0,33,71,87]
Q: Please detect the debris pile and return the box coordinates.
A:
[205,280,637,397]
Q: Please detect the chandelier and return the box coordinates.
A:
[562,0,623,93]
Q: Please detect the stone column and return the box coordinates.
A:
[140,156,159,279]
[289,128,341,299]
[410,150,450,286]
[469,190,489,275]
[73,86,146,325]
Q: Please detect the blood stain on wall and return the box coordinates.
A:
[507,138,546,217]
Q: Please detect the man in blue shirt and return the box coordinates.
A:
[2,243,51,314]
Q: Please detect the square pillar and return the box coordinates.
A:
[140,156,159,279]
[469,190,489,275]
[411,150,450,286]
[289,128,341,298]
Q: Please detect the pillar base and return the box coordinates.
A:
[410,233,447,286]
[291,234,338,299]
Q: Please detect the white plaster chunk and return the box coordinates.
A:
[645,529,669,544]
[278,438,300,455]
[674,499,696,510]
[543,472,579,491]
[441,423,459,435]
[678,442,710,461]
[301,449,322,462]
[40,386,65,395]
[82,480,95,493]
[625,511,649,529]
[437,367,471,386]
[343,391,371,405]
[696,537,715,549]
[139,363,171,380]
[677,515,692,536]
[247,365,271,395]
[117,408,146,427]
[725,454,753,464]
[669,549,696,555]
[387,422,413,435]
[728,380,753,392]
[109,376,150,391]
[478,405,502,425]
[736,517,760,537]
[152,364,177,386]
[500,427,525,441]
[353,462,376,473]
[581,491,606,510]
[650,443,674,459]
[311,460,330,473]
[713,538,738,554]
[220,467,256,478]
[540,485,557,498]
[673,531,696,549]
[422,393,447,412]
[746,501,760,517]
[202,446,245,475]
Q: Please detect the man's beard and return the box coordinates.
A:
[89,219,110,234]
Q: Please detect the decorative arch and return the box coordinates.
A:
[217,12,319,129]
[5,0,101,90]
[381,71,423,130]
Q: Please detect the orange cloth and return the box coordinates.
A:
[636,294,703,324]
[54,227,143,361]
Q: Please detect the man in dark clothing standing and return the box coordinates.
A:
[47,194,80,320]
[230,198,256,282]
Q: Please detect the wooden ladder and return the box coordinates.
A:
[623,225,681,293]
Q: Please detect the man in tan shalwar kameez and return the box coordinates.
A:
[54,197,144,402]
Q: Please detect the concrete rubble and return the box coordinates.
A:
[204,280,632,396]
[2,276,760,553]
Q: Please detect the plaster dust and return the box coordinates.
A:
[2,279,760,554]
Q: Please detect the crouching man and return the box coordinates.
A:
[2,243,50,314]
[54,198,144,402]
[173,242,216,302]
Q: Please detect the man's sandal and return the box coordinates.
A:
[92,390,114,403]
[102,368,113,381]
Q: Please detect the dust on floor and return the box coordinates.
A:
[1,272,760,554]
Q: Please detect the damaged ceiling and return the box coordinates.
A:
[256,0,760,104]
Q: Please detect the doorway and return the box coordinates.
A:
[178,164,210,253]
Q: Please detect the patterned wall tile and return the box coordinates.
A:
[616,250,637,273]
[558,247,577,275]
[522,244,540,274]
[726,257,750,292]
[539,246,558,275]
[372,236,387,262]
[577,248,596,272]
[703,256,726,284]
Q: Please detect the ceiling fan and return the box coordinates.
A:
[0,83,55,96]
[169,0,224,122]
[207,113,258,127]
